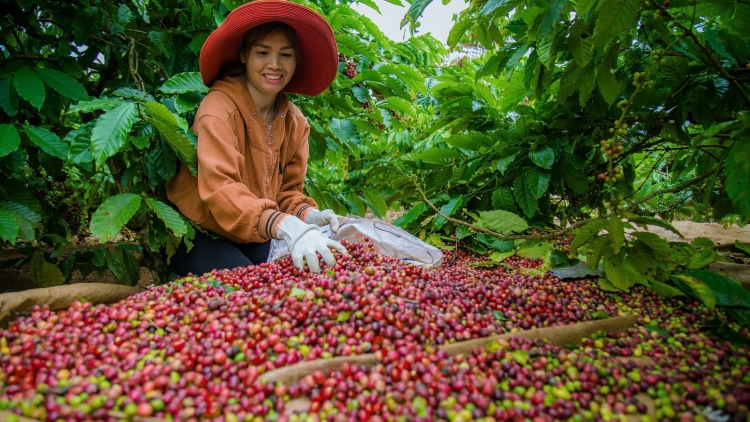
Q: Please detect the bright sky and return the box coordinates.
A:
[350,0,470,46]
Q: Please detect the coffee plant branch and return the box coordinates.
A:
[0,55,56,68]
[409,176,594,241]
[628,165,722,209]
[651,0,750,109]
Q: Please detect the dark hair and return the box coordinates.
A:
[219,21,301,79]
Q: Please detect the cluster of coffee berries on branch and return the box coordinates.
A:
[609,121,629,137]
[604,194,627,211]
[632,71,654,89]
[650,49,669,66]
[344,61,358,78]
[597,166,624,183]
[600,139,625,158]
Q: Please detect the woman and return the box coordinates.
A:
[166,0,347,276]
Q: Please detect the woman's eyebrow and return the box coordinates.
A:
[254,43,294,50]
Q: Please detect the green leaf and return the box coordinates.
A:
[477,209,529,234]
[0,209,19,244]
[649,280,686,299]
[586,236,609,269]
[549,250,579,268]
[159,72,208,94]
[23,126,68,160]
[513,175,537,219]
[517,242,552,259]
[480,0,521,16]
[91,102,137,167]
[569,19,593,67]
[380,97,416,115]
[69,99,123,113]
[89,194,142,242]
[539,0,567,35]
[528,146,555,169]
[290,287,307,298]
[0,77,18,116]
[144,102,197,167]
[598,277,620,292]
[13,68,45,110]
[345,193,366,217]
[571,219,608,252]
[146,198,188,237]
[681,270,750,309]
[148,30,173,56]
[492,310,507,321]
[394,202,428,227]
[410,148,463,163]
[447,17,475,49]
[673,274,716,309]
[376,63,425,94]
[691,237,715,247]
[688,247,716,270]
[444,132,493,151]
[363,191,388,219]
[631,231,672,260]
[36,68,88,101]
[493,154,517,175]
[626,215,683,238]
[491,186,516,211]
[512,350,529,365]
[597,68,620,106]
[329,118,355,142]
[608,216,625,255]
[0,124,20,157]
[735,240,750,256]
[175,92,204,114]
[490,251,515,263]
[436,196,463,229]
[527,168,550,199]
[726,141,750,218]
[603,251,632,291]
[335,33,378,63]
[591,0,639,46]
[30,251,65,288]
[592,310,609,319]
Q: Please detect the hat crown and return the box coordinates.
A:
[199,0,338,96]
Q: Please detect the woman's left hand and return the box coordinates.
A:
[305,208,341,232]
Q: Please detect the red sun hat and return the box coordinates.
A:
[199,0,338,96]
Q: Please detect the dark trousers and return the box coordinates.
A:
[169,230,271,277]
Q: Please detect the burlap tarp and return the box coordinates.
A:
[260,315,638,385]
[628,221,750,246]
[0,283,143,328]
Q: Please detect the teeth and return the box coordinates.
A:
[265,75,281,80]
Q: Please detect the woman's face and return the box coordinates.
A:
[241,31,297,101]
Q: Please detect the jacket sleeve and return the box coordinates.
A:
[277,120,318,218]
[195,114,285,242]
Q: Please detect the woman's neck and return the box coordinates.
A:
[243,75,278,124]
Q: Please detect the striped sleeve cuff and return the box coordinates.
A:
[258,209,286,239]
[294,204,315,221]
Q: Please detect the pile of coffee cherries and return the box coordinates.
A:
[0,240,747,421]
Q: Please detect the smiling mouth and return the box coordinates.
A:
[264,74,282,80]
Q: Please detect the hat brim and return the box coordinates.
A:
[199,1,338,96]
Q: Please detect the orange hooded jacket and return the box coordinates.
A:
[166,76,317,244]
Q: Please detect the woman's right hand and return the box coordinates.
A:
[276,215,347,273]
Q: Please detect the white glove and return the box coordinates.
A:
[277,215,347,273]
[304,208,341,233]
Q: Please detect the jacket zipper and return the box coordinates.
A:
[265,124,274,198]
